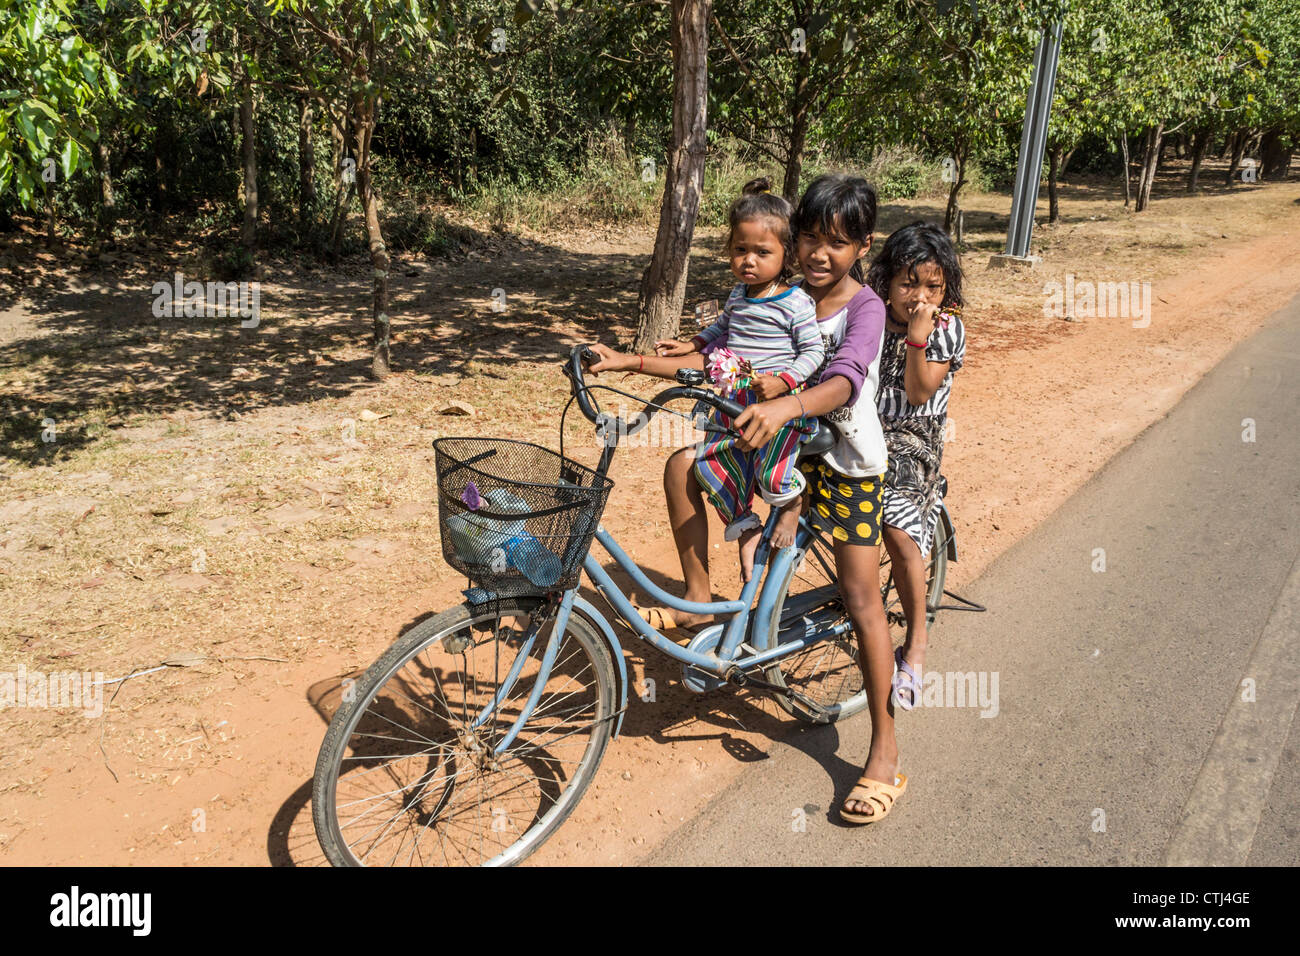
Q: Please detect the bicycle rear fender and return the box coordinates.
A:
[461,588,629,738]
[939,503,958,562]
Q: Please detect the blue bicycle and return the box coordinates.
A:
[312,345,954,866]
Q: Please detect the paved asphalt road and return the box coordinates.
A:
[646,294,1300,867]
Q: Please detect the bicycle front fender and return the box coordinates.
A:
[570,596,630,739]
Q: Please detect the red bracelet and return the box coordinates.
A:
[905,339,928,349]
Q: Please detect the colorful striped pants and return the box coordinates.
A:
[692,387,811,541]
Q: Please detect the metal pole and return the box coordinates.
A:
[1003,21,1063,259]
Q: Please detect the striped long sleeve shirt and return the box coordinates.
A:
[692,284,824,391]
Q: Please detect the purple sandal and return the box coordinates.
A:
[891,646,921,711]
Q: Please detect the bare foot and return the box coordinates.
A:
[771,498,802,549]
[737,525,761,583]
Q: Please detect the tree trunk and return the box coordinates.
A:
[44,186,57,244]
[330,181,354,259]
[1060,146,1076,180]
[782,102,808,204]
[94,131,116,235]
[942,145,967,232]
[1225,128,1248,185]
[1047,144,1062,223]
[633,0,711,354]
[298,95,316,231]
[353,93,391,380]
[782,35,811,203]
[152,138,167,214]
[1120,132,1131,207]
[328,108,352,259]
[623,111,636,155]
[1187,127,1211,192]
[1260,127,1292,180]
[1135,123,1163,212]
[239,73,258,262]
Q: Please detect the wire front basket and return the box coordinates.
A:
[434,437,613,593]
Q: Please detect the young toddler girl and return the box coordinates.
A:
[657,177,823,581]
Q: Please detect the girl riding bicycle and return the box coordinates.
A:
[594,174,909,823]
[727,175,907,824]
[866,222,967,712]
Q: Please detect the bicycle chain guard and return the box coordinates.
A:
[680,626,726,693]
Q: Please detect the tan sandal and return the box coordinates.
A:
[839,772,908,825]
[635,605,708,633]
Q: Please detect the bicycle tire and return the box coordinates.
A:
[312,597,616,867]
[761,529,870,725]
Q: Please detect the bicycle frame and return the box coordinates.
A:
[581,507,851,672]
[465,346,873,754]
[472,501,854,755]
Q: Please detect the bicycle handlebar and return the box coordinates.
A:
[564,344,746,440]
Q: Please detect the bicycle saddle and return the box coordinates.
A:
[798,418,835,461]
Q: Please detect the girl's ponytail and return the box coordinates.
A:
[727,176,796,280]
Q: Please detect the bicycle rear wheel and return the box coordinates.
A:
[312,597,616,867]
[761,527,869,724]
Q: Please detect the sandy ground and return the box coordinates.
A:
[2,167,1299,866]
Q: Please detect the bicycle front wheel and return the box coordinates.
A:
[312,597,616,867]
[762,529,869,724]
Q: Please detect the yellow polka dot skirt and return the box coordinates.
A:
[799,460,883,547]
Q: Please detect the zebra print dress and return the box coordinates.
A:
[875,313,966,557]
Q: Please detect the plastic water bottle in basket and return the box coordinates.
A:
[435,437,612,591]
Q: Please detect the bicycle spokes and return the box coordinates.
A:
[326,609,608,866]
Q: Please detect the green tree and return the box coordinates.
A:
[711,0,907,202]
[878,0,1035,230]
[0,0,119,224]
[275,0,439,378]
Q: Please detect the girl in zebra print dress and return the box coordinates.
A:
[866,222,967,711]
